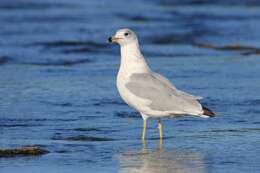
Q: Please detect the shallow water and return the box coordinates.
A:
[0,0,260,172]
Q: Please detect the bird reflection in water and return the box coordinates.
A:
[118,141,205,173]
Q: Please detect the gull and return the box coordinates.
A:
[108,28,215,140]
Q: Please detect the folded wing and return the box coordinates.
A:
[126,73,203,115]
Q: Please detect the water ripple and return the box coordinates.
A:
[52,135,115,142]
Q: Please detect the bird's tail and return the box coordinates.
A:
[202,106,215,117]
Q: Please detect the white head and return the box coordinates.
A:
[108,28,138,46]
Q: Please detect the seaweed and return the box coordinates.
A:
[194,43,260,55]
[0,147,49,157]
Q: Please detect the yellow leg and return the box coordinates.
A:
[158,118,163,139]
[159,138,163,149]
[142,119,147,140]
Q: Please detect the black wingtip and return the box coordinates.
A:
[202,106,215,117]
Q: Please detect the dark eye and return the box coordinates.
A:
[124,32,129,36]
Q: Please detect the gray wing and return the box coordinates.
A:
[153,73,203,100]
[126,73,203,115]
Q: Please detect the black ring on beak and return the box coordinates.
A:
[108,37,112,43]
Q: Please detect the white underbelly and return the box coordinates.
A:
[116,75,140,108]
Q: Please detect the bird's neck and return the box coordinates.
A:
[119,41,150,75]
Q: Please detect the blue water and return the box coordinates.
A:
[0,0,260,172]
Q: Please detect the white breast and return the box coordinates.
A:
[116,40,163,116]
[116,71,151,112]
